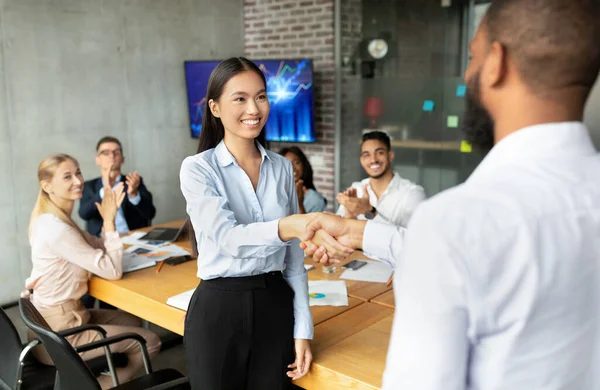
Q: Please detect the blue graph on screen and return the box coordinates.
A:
[184,59,315,143]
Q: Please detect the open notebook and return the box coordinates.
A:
[166,289,195,311]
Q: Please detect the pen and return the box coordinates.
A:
[156,261,165,274]
[386,273,394,287]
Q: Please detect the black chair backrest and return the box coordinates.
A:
[0,307,25,389]
[18,299,101,390]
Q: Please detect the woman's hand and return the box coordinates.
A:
[96,182,125,232]
[287,338,312,380]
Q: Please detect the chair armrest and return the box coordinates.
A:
[74,332,152,374]
[58,323,107,339]
[145,377,190,390]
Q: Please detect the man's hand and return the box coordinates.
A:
[125,171,141,198]
[300,213,366,264]
[337,184,371,218]
[102,163,115,188]
[279,214,353,260]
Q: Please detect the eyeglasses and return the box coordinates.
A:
[98,149,122,157]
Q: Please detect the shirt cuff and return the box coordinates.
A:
[269,219,287,244]
[99,187,104,199]
[363,220,396,264]
[103,231,123,251]
[284,272,314,340]
[128,193,141,205]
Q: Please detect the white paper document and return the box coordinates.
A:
[120,232,167,249]
[166,289,195,311]
[122,247,157,273]
[340,260,393,283]
[308,280,348,307]
[142,245,191,262]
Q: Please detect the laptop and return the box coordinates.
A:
[138,220,188,244]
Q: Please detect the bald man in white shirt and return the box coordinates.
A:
[300,0,600,389]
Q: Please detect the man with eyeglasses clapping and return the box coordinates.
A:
[79,136,156,237]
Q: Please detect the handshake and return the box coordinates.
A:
[281,212,368,265]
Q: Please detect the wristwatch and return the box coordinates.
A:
[365,206,377,220]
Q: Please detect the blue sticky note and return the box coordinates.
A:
[456,85,467,97]
[422,100,435,111]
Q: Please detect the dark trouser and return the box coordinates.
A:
[81,294,116,310]
[184,271,295,390]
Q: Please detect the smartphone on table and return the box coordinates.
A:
[342,260,367,270]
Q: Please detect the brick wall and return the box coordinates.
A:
[244,0,336,209]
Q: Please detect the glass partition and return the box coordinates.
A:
[338,0,489,198]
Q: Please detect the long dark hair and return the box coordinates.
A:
[196,57,267,154]
[190,57,268,256]
[278,146,316,191]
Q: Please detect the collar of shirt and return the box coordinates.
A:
[215,140,273,167]
[365,172,402,200]
[468,121,596,184]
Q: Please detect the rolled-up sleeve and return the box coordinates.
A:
[180,156,287,259]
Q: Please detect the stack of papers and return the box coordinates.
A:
[166,289,195,311]
[122,247,157,273]
[340,260,392,283]
[121,232,166,249]
[308,281,348,307]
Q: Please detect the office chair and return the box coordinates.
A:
[1,306,130,390]
[18,299,189,390]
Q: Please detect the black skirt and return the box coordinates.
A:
[184,271,296,390]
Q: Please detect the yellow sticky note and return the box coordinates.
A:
[460,140,472,153]
[447,115,459,128]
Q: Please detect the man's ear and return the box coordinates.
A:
[209,99,220,118]
[388,150,395,163]
[40,180,52,195]
[483,42,507,88]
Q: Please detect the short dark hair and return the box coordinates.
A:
[361,131,391,151]
[485,0,600,94]
[278,146,316,191]
[96,136,122,152]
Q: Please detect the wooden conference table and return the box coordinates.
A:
[89,220,396,389]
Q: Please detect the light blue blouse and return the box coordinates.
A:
[179,140,313,339]
[303,188,327,213]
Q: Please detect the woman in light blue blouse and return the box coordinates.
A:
[279,146,328,214]
[179,57,352,390]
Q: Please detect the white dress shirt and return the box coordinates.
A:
[337,172,425,227]
[180,141,313,340]
[363,122,600,390]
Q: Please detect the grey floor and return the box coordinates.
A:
[3,304,188,376]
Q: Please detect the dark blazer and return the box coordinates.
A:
[78,175,156,237]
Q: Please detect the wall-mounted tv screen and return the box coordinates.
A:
[184,59,315,143]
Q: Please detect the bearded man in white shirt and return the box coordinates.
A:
[301,0,600,389]
[336,131,425,226]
